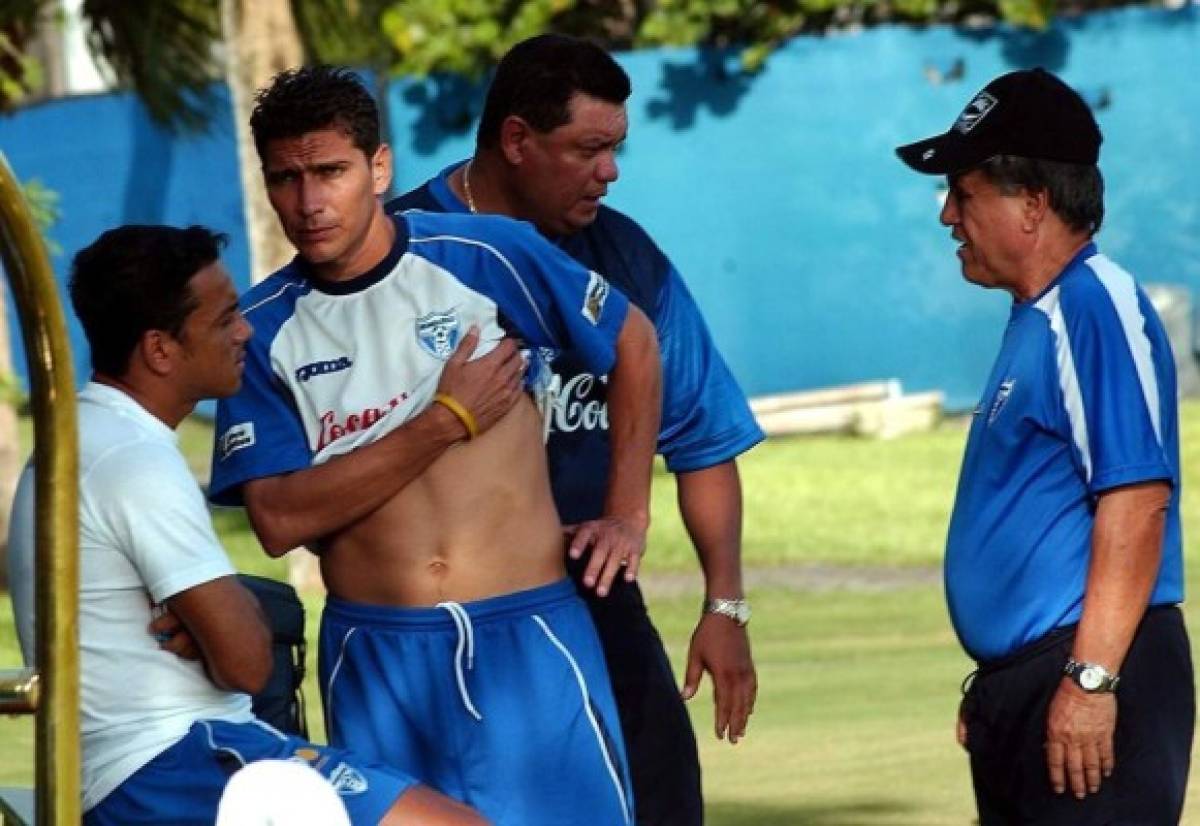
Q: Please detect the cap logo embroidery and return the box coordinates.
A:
[953,91,998,134]
[922,148,936,161]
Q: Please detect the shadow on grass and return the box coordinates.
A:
[707,798,927,825]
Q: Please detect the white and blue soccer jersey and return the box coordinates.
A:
[945,243,1183,662]
[209,211,629,505]
[389,164,764,524]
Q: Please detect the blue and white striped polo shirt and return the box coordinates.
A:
[945,243,1182,662]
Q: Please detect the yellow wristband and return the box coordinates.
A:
[433,392,479,440]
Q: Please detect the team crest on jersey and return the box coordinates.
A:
[582,271,610,326]
[328,762,369,795]
[953,91,997,134]
[416,310,460,359]
[987,378,1016,425]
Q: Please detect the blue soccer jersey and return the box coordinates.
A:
[388,164,763,523]
[209,211,629,504]
[945,244,1183,662]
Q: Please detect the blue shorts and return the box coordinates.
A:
[319,577,635,825]
[84,718,415,826]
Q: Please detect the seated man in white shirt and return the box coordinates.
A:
[6,224,487,826]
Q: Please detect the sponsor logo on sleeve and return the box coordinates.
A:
[328,762,369,795]
[581,271,610,326]
[416,310,460,360]
[953,91,998,134]
[218,422,255,460]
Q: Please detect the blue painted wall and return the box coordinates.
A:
[0,85,251,388]
[3,7,1198,409]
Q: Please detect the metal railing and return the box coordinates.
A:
[0,151,80,825]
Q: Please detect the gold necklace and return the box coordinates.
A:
[462,160,478,213]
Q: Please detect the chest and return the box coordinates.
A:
[270,264,506,457]
[967,314,1060,450]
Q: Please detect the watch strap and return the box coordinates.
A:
[703,597,750,627]
[1063,658,1120,693]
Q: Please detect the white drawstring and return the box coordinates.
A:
[436,601,483,721]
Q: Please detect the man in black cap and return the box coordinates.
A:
[897,68,1194,823]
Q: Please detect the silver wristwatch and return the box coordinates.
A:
[1063,658,1120,693]
[703,597,751,627]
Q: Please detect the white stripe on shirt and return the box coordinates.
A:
[1088,253,1163,445]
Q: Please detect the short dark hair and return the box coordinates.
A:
[250,65,381,163]
[974,155,1105,234]
[69,225,227,377]
[477,34,631,149]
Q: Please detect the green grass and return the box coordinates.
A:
[1,585,979,823]
[11,582,1200,823]
[7,402,1200,822]
[649,421,968,569]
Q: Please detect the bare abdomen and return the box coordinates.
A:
[320,397,565,605]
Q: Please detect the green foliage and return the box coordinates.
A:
[997,0,1057,28]
[0,31,43,106]
[637,1,810,72]
[292,0,394,68]
[380,0,577,78]
[78,0,222,132]
[20,178,59,236]
[372,0,1153,80]
[0,0,222,132]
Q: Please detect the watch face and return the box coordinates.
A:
[1079,666,1103,691]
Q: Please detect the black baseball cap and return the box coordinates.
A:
[896,67,1102,175]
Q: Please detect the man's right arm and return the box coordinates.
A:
[243,328,525,554]
[164,575,273,694]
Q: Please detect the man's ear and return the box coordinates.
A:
[370,144,393,197]
[1023,187,1050,232]
[498,115,534,166]
[138,330,176,378]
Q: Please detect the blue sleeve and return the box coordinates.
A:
[408,214,630,375]
[1059,276,1174,495]
[208,304,312,506]
[656,267,764,472]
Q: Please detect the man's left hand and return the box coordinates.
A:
[566,517,647,597]
[681,613,757,744]
[1045,678,1116,799]
[150,608,201,661]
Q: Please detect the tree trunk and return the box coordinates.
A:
[220,0,322,592]
[220,0,302,284]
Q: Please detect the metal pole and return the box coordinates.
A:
[0,151,80,826]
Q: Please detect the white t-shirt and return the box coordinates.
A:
[8,382,252,811]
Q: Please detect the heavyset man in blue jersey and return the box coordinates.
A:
[898,69,1194,823]
[209,66,664,825]
[388,35,764,825]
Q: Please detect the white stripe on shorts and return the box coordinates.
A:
[532,614,632,826]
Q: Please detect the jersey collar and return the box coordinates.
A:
[302,214,412,296]
[427,161,471,214]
